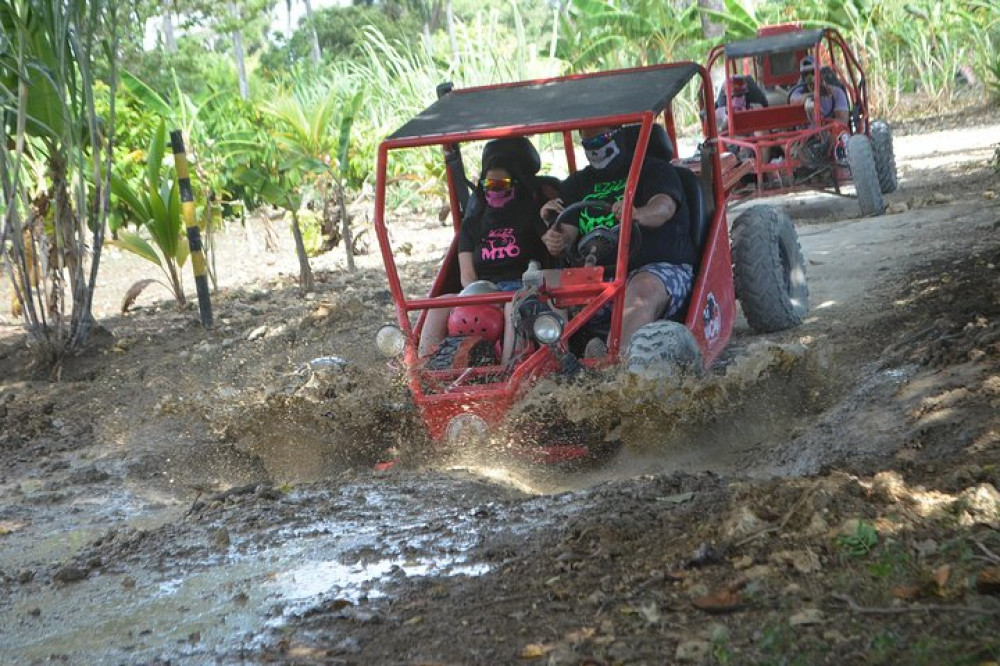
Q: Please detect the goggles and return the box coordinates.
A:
[581,130,619,151]
[481,177,515,191]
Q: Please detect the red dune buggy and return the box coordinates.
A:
[707,24,898,216]
[373,63,809,461]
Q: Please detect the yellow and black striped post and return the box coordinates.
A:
[170,130,213,328]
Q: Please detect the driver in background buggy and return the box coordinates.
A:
[788,56,850,124]
[540,125,695,357]
[418,141,548,364]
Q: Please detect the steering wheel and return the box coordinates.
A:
[550,200,642,268]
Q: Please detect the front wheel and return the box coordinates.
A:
[731,205,809,333]
[625,320,703,380]
[846,134,886,217]
[870,120,898,194]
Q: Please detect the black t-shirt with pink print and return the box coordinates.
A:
[458,197,546,284]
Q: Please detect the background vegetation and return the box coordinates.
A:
[2,0,998,364]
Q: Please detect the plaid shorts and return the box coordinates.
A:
[592,262,694,322]
[636,262,694,319]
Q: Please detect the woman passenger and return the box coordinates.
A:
[418,150,547,363]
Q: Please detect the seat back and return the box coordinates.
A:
[462,137,545,226]
[728,104,809,135]
[481,136,541,177]
[618,123,675,163]
[676,166,708,266]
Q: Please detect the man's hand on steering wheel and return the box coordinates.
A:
[611,199,636,225]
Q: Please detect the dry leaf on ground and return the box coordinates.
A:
[692,589,744,614]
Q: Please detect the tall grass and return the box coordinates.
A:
[1,0,120,367]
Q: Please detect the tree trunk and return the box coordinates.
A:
[228,2,250,100]
[167,258,186,308]
[697,0,725,40]
[337,181,354,272]
[290,210,314,292]
[303,0,321,66]
[162,0,177,53]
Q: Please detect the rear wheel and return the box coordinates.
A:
[731,205,809,333]
[870,120,898,194]
[846,134,885,216]
[625,320,702,380]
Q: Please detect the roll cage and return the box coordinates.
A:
[374,63,735,439]
[706,25,873,197]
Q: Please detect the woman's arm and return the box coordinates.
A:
[458,252,477,287]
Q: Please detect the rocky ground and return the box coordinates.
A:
[1,107,999,665]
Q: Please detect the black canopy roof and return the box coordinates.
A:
[387,63,699,142]
[724,29,824,59]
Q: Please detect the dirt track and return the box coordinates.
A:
[1,114,999,665]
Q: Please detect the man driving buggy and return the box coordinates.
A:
[789,56,850,124]
[540,125,695,356]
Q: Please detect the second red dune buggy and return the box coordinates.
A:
[374,63,810,461]
[708,24,898,217]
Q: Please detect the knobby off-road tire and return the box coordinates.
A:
[846,134,886,217]
[625,320,702,380]
[870,120,898,194]
[731,205,809,333]
[423,336,494,371]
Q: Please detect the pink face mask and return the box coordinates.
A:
[485,188,515,208]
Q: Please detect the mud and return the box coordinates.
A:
[1,110,1000,664]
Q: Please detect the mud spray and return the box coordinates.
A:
[194,333,845,494]
[440,338,847,493]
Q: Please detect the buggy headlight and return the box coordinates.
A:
[532,311,564,345]
[375,324,406,357]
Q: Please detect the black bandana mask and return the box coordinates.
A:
[583,131,628,175]
[585,138,622,170]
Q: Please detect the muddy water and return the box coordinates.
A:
[0,473,552,663]
[0,337,851,664]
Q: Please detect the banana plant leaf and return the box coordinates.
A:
[121,70,174,120]
[146,120,166,191]
[114,230,162,268]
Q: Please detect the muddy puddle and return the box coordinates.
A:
[0,471,580,663]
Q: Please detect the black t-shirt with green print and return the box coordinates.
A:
[558,157,695,271]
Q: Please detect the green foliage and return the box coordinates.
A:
[122,37,239,101]
[836,520,879,556]
[561,0,704,68]
[110,120,190,306]
[259,5,421,76]
[296,210,325,256]
[988,52,1000,100]
[0,0,119,360]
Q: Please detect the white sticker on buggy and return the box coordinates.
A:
[703,293,721,342]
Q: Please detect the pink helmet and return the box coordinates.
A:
[447,304,505,343]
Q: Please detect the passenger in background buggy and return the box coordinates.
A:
[715,74,767,133]
[418,145,548,364]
